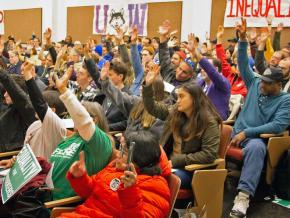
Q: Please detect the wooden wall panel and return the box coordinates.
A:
[67,2,182,43]
[3,8,42,41]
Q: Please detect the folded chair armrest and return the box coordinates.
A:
[185,159,225,171]
[109,131,123,135]
[0,150,20,158]
[260,131,289,139]
[223,120,235,125]
[44,196,82,209]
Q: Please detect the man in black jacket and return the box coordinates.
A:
[0,68,36,152]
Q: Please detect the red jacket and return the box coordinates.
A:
[216,44,247,97]
[59,148,171,218]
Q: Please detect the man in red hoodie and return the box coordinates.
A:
[59,130,171,218]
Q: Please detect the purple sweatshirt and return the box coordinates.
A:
[197,58,231,120]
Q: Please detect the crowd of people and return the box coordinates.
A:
[0,16,289,218]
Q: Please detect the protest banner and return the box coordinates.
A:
[224,0,290,27]
[93,3,148,35]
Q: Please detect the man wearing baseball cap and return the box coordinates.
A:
[258,66,285,95]
[230,18,290,218]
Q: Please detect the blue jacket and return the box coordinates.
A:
[233,41,290,137]
[129,44,144,96]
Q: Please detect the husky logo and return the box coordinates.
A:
[109,9,125,30]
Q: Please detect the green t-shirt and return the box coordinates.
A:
[49,126,112,200]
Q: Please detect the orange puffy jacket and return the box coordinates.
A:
[59,148,171,218]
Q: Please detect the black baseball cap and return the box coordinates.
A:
[258,67,284,82]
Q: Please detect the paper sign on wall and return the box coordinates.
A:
[93,3,148,36]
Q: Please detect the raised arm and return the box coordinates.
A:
[158,20,176,82]
[272,23,283,51]
[44,28,57,65]
[142,64,169,121]
[56,67,95,141]
[66,152,94,199]
[99,62,140,117]
[216,25,232,78]
[236,18,256,88]
[129,26,144,95]
[22,62,47,122]
[0,68,35,125]
[188,33,230,92]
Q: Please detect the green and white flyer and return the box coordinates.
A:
[1,144,42,204]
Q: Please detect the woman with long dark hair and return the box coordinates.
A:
[143,66,222,188]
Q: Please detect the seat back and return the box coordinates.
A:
[166,173,181,218]
[219,125,232,158]
[266,136,290,185]
[192,169,227,218]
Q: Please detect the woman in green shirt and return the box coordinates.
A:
[50,67,113,200]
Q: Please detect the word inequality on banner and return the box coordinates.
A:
[224,0,290,27]
[93,3,148,36]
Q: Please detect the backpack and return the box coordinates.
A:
[272,149,290,200]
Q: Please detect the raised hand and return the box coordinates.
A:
[249,27,257,43]
[100,61,110,81]
[69,151,87,178]
[216,25,224,44]
[277,23,284,32]
[260,31,271,44]
[158,20,171,43]
[130,25,138,44]
[55,65,73,93]
[115,26,127,45]
[216,25,224,40]
[187,33,197,54]
[57,45,68,59]
[84,43,92,59]
[145,63,160,86]
[43,28,52,46]
[266,15,273,35]
[120,163,137,188]
[266,15,273,26]
[236,17,247,40]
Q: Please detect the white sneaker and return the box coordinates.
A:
[230,192,249,218]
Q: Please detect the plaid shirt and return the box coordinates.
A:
[68,81,103,102]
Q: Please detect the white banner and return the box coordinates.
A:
[224,0,290,27]
[0,10,4,35]
[93,3,148,36]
